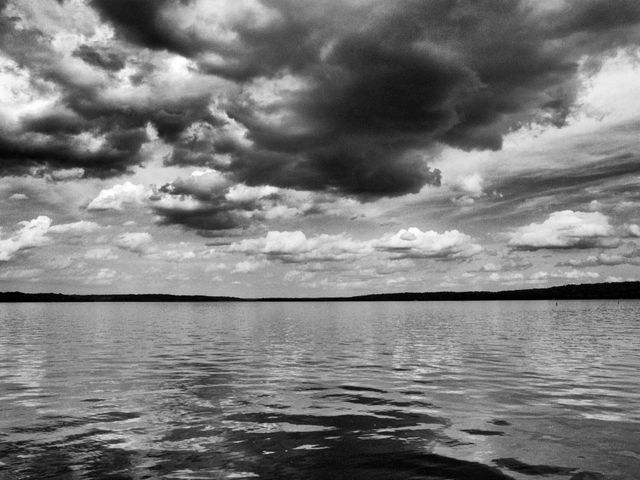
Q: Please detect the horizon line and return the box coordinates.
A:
[1,281,639,302]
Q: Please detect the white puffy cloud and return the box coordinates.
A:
[8,193,28,201]
[225,184,279,203]
[0,216,51,261]
[457,173,484,197]
[48,168,85,181]
[373,228,482,259]
[49,220,101,235]
[164,169,233,198]
[233,259,267,274]
[228,227,482,264]
[115,232,153,254]
[626,224,640,238]
[0,55,60,130]
[449,173,484,205]
[229,230,371,263]
[0,216,105,261]
[509,211,617,250]
[87,182,147,211]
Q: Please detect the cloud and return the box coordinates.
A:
[150,169,353,231]
[228,230,367,263]
[488,272,524,282]
[145,248,196,262]
[8,193,28,200]
[87,182,147,210]
[0,216,51,261]
[0,215,105,261]
[2,0,640,197]
[72,44,126,72]
[228,227,481,265]
[626,224,640,237]
[373,228,482,259]
[480,257,533,272]
[85,267,117,285]
[49,220,102,235]
[115,232,153,254]
[556,249,640,268]
[84,247,118,260]
[530,270,600,282]
[0,2,227,177]
[509,210,618,250]
[232,259,267,274]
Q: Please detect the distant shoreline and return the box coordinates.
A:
[1,281,639,302]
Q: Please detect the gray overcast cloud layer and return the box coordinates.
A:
[3,0,640,198]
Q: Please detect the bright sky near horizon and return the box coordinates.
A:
[1,0,640,296]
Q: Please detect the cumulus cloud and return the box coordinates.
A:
[87,182,147,210]
[509,210,618,250]
[0,216,51,261]
[233,259,267,274]
[115,232,153,254]
[450,173,485,205]
[0,215,106,261]
[373,228,482,259]
[2,0,640,196]
[8,193,28,200]
[625,224,640,237]
[49,220,102,235]
[228,227,481,264]
[228,230,368,263]
[150,169,352,231]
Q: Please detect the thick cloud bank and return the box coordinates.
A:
[2,0,640,198]
[509,210,618,250]
[228,227,482,264]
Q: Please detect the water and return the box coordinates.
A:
[0,301,639,480]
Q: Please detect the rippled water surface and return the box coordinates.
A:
[1,301,639,480]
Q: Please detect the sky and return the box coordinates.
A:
[1,0,640,297]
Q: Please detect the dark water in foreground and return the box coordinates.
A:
[0,301,639,480]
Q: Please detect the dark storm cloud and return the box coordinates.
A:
[0,128,148,178]
[149,173,270,231]
[0,9,150,177]
[3,0,640,196]
[0,3,223,178]
[72,45,126,71]
[138,0,640,197]
[153,207,246,231]
[549,0,640,35]
[90,0,192,56]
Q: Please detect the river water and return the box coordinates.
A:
[0,301,639,479]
